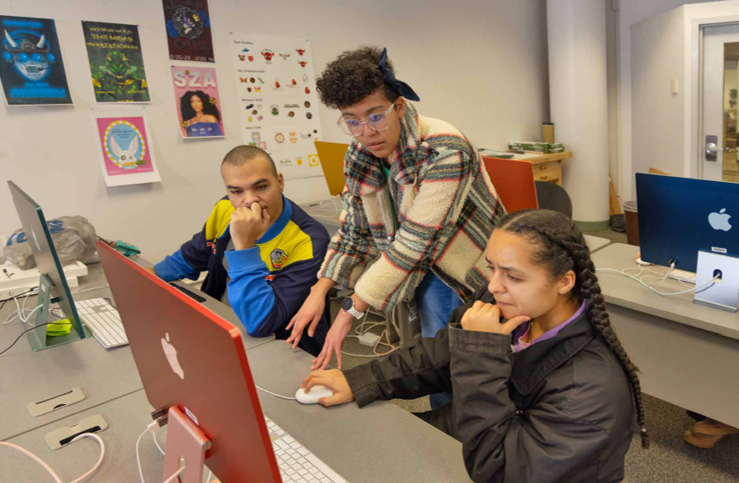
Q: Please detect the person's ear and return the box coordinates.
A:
[278,173,285,192]
[558,270,576,295]
[396,97,406,119]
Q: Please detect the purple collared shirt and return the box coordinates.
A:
[511,301,586,353]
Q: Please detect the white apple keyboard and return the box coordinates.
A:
[265,416,346,483]
[74,298,128,349]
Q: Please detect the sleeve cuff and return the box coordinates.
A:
[448,325,512,355]
[225,247,265,273]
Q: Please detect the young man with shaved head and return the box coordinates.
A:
[150,146,330,355]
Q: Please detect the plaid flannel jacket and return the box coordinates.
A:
[318,103,505,311]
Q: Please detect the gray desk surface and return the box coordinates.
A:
[592,243,739,341]
[592,243,739,427]
[4,341,470,483]
[2,390,165,483]
[0,260,272,441]
[248,340,469,483]
[584,234,611,253]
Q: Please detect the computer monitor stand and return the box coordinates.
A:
[28,274,91,352]
[163,406,211,483]
[693,250,739,312]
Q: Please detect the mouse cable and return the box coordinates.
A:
[0,432,105,483]
[256,385,297,400]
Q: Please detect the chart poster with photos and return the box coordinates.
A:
[229,32,322,180]
[0,15,73,105]
[171,66,224,138]
[82,21,150,103]
[162,0,214,62]
[93,108,162,187]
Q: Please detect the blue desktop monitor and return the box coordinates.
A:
[7,181,90,351]
[636,173,739,273]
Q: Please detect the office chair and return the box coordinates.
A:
[535,181,573,219]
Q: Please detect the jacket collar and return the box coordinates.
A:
[509,310,595,396]
[344,103,434,197]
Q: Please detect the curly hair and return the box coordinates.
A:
[498,209,650,449]
[316,46,400,109]
[180,90,222,123]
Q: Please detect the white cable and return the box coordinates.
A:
[151,430,165,456]
[69,433,105,483]
[0,432,105,483]
[72,284,109,295]
[207,470,214,482]
[136,428,148,483]
[596,268,719,296]
[162,466,185,483]
[256,385,297,400]
[0,441,63,483]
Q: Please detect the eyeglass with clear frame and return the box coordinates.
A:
[337,102,396,136]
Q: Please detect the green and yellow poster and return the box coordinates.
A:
[82,21,150,103]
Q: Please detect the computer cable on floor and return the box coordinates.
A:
[0,432,105,483]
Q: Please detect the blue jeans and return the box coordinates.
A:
[416,271,462,410]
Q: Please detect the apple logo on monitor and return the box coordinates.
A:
[708,208,732,232]
[161,332,185,380]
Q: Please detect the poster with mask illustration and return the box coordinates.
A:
[82,21,150,103]
[93,107,162,187]
[229,32,322,180]
[0,16,72,106]
[171,66,225,138]
[162,0,214,63]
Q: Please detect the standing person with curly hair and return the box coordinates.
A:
[301,210,649,483]
[180,90,223,137]
[286,46,504,410]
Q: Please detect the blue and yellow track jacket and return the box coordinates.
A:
[153,196,330,356]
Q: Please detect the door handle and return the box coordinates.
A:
[706,135,719,161]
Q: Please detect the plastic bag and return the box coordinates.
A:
[4,216,98,270]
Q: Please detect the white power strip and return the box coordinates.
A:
[0,261,87,299]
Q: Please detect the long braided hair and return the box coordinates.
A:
[498,209,650,449]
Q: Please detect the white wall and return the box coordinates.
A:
[628,0,739,190]
[617,0,720,202]
[0,0,550,262]
[630,6,686,177]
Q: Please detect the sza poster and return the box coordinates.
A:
[171,66,224,138]
[82,21,150,103]
[0,15,73,105]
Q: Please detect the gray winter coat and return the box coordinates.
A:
[344,288,636,482]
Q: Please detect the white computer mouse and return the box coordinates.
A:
[295,385,333,405]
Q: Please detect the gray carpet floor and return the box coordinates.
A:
[330,227,739,482]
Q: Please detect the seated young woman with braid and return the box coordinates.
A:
[301,209,648,483]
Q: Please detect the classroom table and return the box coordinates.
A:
[0,261,273,441]
[592,243,739,428]
[1,259,472,482]
[2,341,471,482]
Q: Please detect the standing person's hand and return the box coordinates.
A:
[286,289,327,349]
[311,310,354,370]
[460,301,530,334]
[230,202,271,250]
